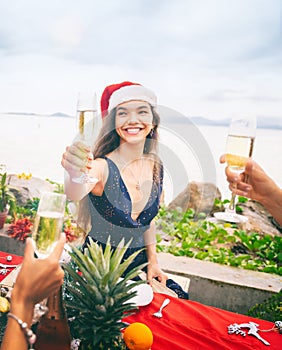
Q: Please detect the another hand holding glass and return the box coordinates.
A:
[32,191,66,258]
[215,115,256,223]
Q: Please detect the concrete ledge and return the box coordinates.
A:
[0,230,25,256]
[1,228,281,315]
[166,273,190,292]
[157,252,282,315]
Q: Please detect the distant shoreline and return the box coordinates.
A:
[1,111,282,130]
[1,113,282,203]
[1,111,74,118]
[190,117,282,130]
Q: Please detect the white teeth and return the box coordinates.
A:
[126,128,140,134]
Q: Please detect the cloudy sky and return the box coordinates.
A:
[0,0,281,119]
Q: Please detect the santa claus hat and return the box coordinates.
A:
[100,81,157,118]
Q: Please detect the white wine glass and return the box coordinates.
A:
[32,191,67,258]
[72,91,100,184]
[214,115,256,223]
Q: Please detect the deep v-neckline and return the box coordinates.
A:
[106,157,153,222]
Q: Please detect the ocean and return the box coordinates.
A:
[1,113,282,204]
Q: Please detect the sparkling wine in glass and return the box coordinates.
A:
[214,115,256,223]
[32,191,66,258]
[72,91,100,184]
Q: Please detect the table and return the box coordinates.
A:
[123,293,281,350]
[0,251,23,286]
[1,250,280,349]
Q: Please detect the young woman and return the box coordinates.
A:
[61,81,167,285]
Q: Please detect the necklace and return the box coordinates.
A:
[119,156,144,191]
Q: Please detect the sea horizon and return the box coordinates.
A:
[1,112,282,204]
[2,111,282,130]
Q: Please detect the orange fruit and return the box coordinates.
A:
[123,322,153,350]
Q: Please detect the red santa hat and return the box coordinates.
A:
[100,81,157,118]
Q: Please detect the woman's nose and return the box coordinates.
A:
[127,112,139,123]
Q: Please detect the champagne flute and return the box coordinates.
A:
[72,91,100,184]
[32,191,66,258]
[214,115,256,223]
[32,192,71,349]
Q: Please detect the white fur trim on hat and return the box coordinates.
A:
[108,85,157,111]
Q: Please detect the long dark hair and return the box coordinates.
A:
[93,106,160,158]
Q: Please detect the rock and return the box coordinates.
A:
[168,181,221,214]
[6,174,56,206]
[239,200,281,236]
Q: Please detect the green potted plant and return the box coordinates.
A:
[0,172,16,229]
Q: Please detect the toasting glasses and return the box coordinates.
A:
[214,115,256,223]
[72,91,100,184]
[32,191,66,258]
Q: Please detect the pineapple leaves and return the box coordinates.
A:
[63,237,149,349]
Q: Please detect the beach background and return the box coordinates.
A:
[1,112,281,205]
[1,1,282,206]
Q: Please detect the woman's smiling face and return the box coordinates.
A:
[115,100,153,144]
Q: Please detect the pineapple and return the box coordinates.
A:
[63,237,147,349]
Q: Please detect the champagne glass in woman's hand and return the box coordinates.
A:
[32,191,66,258]
[214,115,256,223]
[72,91,100,184]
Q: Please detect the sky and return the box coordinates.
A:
[0,0,281,120]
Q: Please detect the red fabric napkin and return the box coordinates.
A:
[123,293,281,350]
[0,251,23,283]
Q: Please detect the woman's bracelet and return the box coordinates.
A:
[7,312,37,349]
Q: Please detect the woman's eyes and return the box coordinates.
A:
[117,111,127,117]
[139,110,148,115]
[117,110,148,117]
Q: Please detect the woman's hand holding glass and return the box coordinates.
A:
[63,140,95,180]
[71,91,100,184]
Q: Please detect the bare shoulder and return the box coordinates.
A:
[93,157,107,167]
[146,152,162,163]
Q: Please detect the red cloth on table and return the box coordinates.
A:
[0,251,23,282]
[123,293,281,350]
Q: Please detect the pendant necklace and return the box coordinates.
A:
[119,156,144,191]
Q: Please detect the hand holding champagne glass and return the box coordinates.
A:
[72,91,100,184]
[32,191,66,258]
[215,115,256,223]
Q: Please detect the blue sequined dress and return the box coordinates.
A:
[83,156,163,273]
